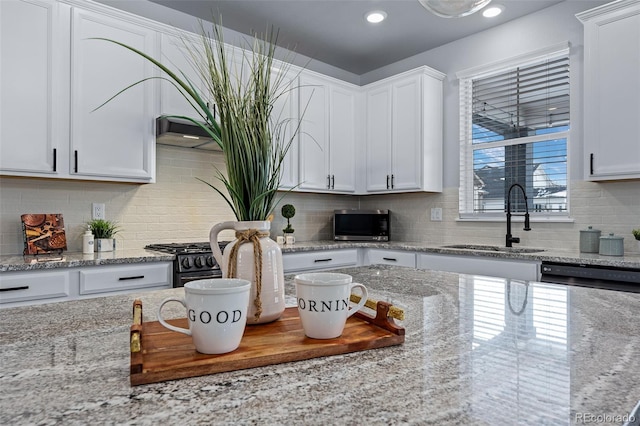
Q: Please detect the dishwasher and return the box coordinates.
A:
[540,261,640,293]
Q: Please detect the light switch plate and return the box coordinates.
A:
[430,207,442,221]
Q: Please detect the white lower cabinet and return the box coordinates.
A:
[0,261,172,308]
[283,249,359,273]
[79,263,171,295]
[363,249,416,268]
[417,254,540,282]
[0,270,71,305]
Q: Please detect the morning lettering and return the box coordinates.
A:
[297,298,349,312]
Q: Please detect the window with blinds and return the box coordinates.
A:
[458,45,570,217]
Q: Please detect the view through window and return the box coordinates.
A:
[458,47,570,217]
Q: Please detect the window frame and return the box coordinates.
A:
[456,42,572,221]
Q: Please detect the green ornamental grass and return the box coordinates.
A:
[93,20,301,221]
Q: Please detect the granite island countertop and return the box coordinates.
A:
[1,265,639,425]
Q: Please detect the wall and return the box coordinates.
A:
[358,0,640,254]
[360,181,640,254]
[0,146,359,255]
[1,0,638,256]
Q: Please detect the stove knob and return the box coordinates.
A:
[181,257,193,269]
[194,256,204,268]
[206,256,215,267]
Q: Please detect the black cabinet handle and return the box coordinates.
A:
[327,174,331,189]
[590,153,594,175]
[53,148,57,172]
[386,175,390,189]
[74,150,78,173]
[391,174,395,189]
[382,257,397,262]
[118,275,145,281]
[0,286,29,292]
[331,175,335,190]
[314,258,332,263]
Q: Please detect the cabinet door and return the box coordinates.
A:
[282,249,359,273]
[159,31,206,118]
[298,73,330,191]
[272,66,299,190]
[70,9,157,182]
[391,75,422,191]
[0,0,69,176]
[365,85,392,192]
[329,84,356,192]
[583,4,640,180]
[0,270,71,306]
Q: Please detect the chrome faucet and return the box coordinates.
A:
[506,183,531,247]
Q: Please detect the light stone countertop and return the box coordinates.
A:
[2,241,640,272]
[1,265,639,425]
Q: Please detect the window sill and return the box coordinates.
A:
[456,214,575,223]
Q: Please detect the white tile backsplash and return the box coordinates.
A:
[1,146,639,255]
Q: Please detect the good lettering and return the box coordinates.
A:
[188,309,243,324]
[297,298,349,312]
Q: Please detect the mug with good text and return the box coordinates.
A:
[294,272,368,339]
[157,278,251,354]
[285,235,295,245]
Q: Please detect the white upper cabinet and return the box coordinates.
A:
[578,0,640,181]
[159,31,207,118]
[1,0,158,183]
[364,67,444,193]
[272,64,300,190]
[298,72,357,193]
[70,7,157,182]
[328,83,357,192]
[0,0,70,176]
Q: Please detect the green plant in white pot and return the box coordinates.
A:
[633,229,640,251]
[95,22,301,323]
[87,219,120,252]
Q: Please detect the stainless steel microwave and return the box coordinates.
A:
[333,210,390,241]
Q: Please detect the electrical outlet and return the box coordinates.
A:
[92,203,105,220]
[430,207,442,221]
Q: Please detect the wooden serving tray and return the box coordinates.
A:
[130,299,405,386]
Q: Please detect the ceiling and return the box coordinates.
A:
[149,0,566,75]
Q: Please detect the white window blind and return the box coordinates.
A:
[458,45,570,218]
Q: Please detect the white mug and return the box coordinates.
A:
[286,235,295,245]
[157,278,251,354]
[276,236,285,245]
[295,272,368,339]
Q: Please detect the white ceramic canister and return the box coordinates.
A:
[579,226,601,253]
[599,233,624,256]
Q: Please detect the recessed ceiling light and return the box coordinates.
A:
[482,5,504,18]
[366,11,387,24]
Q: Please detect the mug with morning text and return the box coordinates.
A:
[157,278,251,354]
[294,272,368,339]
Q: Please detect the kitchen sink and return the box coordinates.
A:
[441,244,546,254]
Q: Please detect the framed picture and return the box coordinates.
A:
[21,213,68,255]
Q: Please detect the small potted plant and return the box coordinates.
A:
[87,219,120,252]
[633,228,640,251]
[281,204,296,244]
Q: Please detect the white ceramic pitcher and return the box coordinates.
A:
[209,220,285,324]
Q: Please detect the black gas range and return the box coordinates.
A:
[145,242,230,287]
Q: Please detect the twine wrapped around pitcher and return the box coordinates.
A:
[210,220,285,324]
[227,229,270,321]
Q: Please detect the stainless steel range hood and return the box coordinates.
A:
[155,117,221,151]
